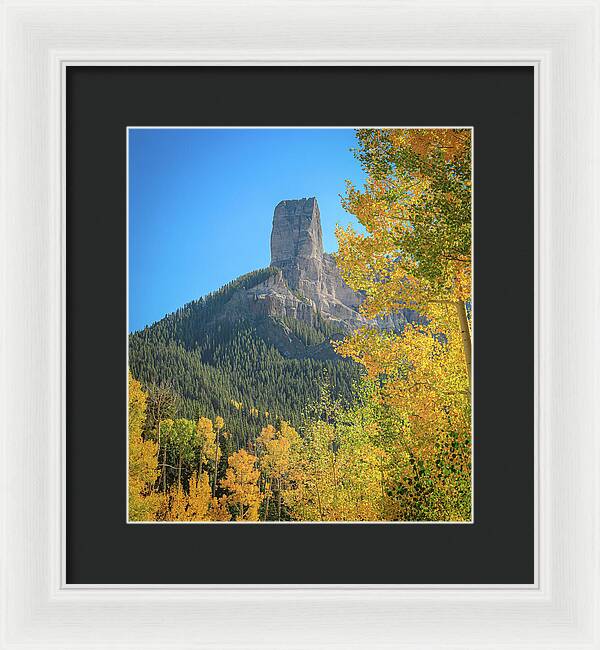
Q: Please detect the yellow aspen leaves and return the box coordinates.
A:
[220,449,262,521]
[128,372,161,521]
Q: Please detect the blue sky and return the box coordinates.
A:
[128,128,366,332]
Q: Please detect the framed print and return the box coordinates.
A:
[1,1,599,649]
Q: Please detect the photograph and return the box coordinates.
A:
[127,127,473,523]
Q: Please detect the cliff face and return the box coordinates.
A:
[240,197,413,333]
[268,198,361,328]
[270,197,323,266]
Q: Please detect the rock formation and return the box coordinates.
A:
[271,197,323,266]
[242,197,414,332]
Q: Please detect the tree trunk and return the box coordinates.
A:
[177,450,182,488]
[316,481,324,521]
[162,444,168,493]
[263,480,271,522]
[212,430,220,497]
[196,443,204,487]
[155,414,162,492]
[277,478,282,521]
[455,299,472,390]
[331,454,338,489]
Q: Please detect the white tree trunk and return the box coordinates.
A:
[455,300,472,390]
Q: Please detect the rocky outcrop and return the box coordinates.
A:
[246,197,414,332]
[208,196,416,354]
[271,198,323,265]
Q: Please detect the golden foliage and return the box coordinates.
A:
[164,471,213,522]
[195,416,217,470]
[336,128,472,317]
[128,372,161,521]
[221,449,262,521]
[208,495,232,521]
[256,422,301,480]
[187,471,212,520]
[330,127,472,521]
[167,484,189,522]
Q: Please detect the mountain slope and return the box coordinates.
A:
[129,198,416,445]
[129,268,360,444]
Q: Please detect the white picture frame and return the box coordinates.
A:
[1,0,598,648]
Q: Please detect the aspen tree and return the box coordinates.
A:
[220,449,262,521]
